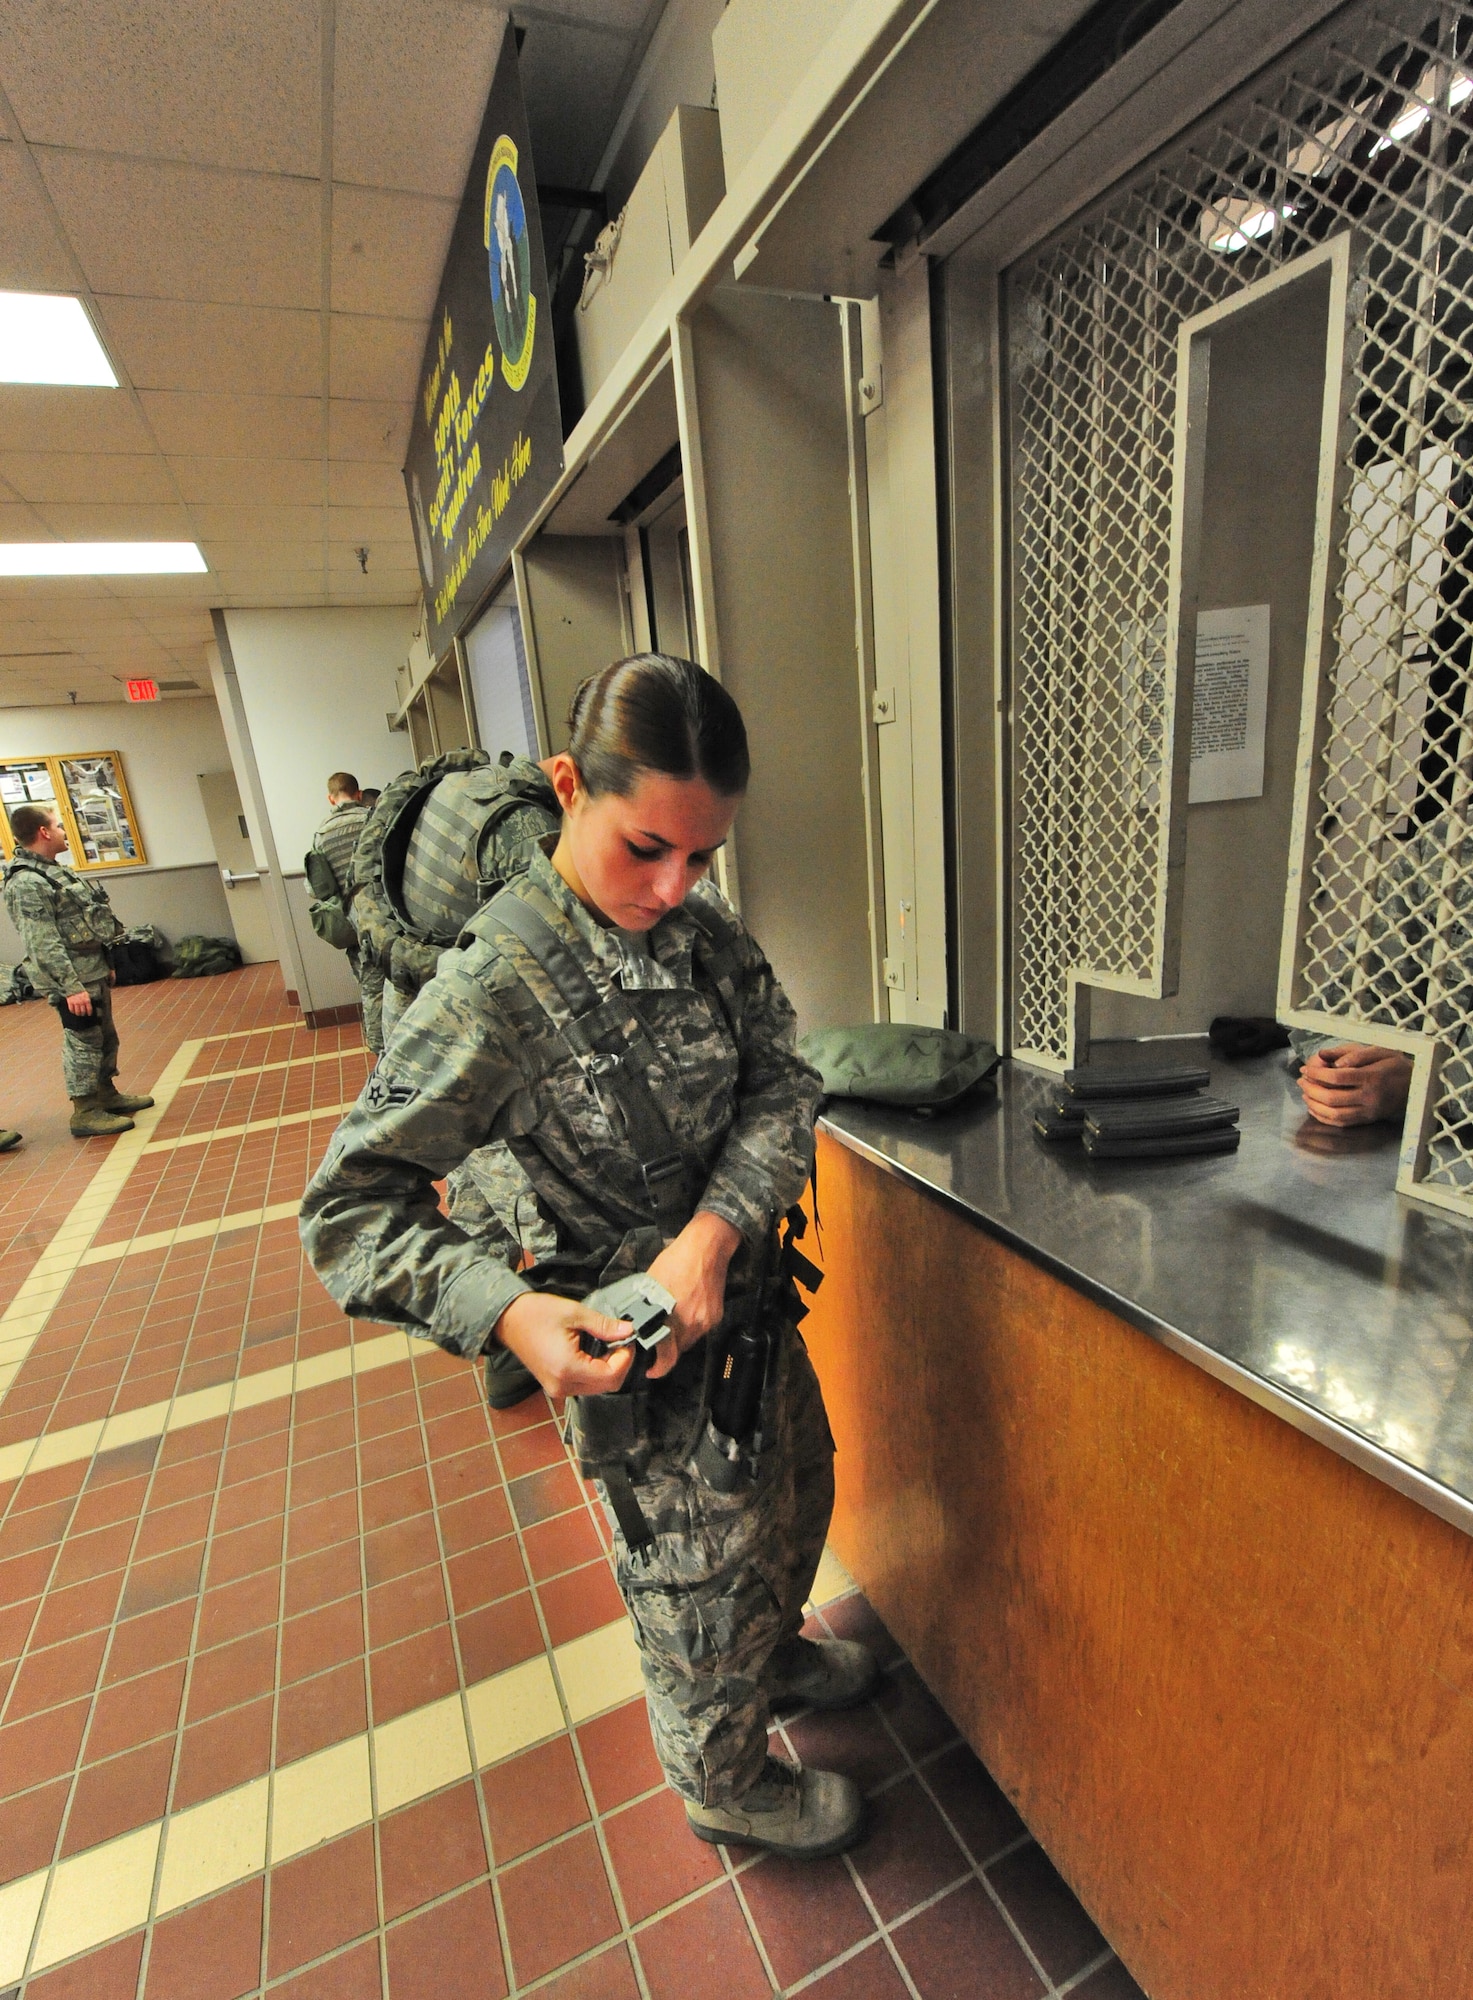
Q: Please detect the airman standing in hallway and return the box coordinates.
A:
[310,771,385,1054]
[2,805,153,1137]
[302,656,873,1861]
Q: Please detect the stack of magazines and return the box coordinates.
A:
[1032,1062,1240,1160]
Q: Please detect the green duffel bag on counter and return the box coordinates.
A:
[798,1024,999,1112]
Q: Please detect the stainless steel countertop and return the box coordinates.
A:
[819,1043,1473,1539]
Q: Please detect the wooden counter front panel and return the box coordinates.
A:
[802,1132,1473,2000]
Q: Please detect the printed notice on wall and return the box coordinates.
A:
[1189,605,1270,804]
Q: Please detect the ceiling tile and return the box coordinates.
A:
[0,0,321,175]
[330,184,455,319]
[170,457,323,505]
[194,502,321,532]
[138,391,324,458]
[96,297,320,396]
[31,501,197,539]
[0,142,78,291]
[0,453,178,505]
[333,0,506,197]
[37,151,322,310]
[330,314,423,402]
[0,500,47,535]
[327,460,405,507]
[328,397,412,463]
[0,387,155,455]
[326,504,412,543]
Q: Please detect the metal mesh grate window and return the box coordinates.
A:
[1006,1,1473,1203]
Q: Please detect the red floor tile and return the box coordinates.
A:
[496,1422,566,1481]
[186,1626,278,1722]
[280,1596,365,1685]
[173,1694,274,1810]
[891,1880,1046,2000]
[436,1488,513,1555]
[987,1841,1106,1985]
[276,1659,368,1762]
[4,1626,109,1719]
[921,1743,1025,1865]
[742,1849,877,1988]
[577,1699,663,1813]
[497,1828,620,1986]
[103,1600,195,1684]
[361,1515,439,1588]
[849,1776,970,1923]
[455,1592,544,1683]
[604,1786,724,1924]
[0,1697,90,1794]
[118,1543,206,1620]
[521,1509,602,1582]
[506,1462,581,1528]
[268,1825,379,1978]
[25,1929,145,2000]
[205,1515,284,1584]
[635,1881,771,2000]
[535,1561,624,1648]
[0,1774,67,1884]
[84,1657,186,1760]
[61,1735,173,1853]
[196,1568,281,1651]
[367,1566,447,1649]
[379,1781,489,1921]
[384,1883,506,2000]
[480,1736,588,1866]
[803,1941,912,1999]
[145,1875,264,2000]
[369,1625,457,1723]
[269,1938,382,2000]
[444,1536,526,1614]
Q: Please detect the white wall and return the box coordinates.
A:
[219,607,416,874]
[0,697,231,871]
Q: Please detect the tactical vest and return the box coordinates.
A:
[383,756,557,948]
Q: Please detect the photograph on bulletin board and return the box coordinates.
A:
[57,754,143,867]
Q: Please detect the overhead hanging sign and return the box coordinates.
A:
[403,24,563,660]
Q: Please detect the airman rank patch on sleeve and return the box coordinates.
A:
[363,1070,419,1114]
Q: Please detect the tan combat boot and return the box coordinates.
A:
[100,1081,155,1112]
[0,1130,21,1153]
[70,1095,134,1137]
[686,1757,864,1859]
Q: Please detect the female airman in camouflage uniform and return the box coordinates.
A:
[301,655,873,1859]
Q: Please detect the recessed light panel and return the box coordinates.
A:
[0,293,118,387]
[0,543,207,576]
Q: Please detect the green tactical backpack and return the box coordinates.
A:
[304,849,356,952]
[171,935,244,978]
[798,1023,1000,1112]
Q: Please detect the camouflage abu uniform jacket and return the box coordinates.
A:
[2,848,122,997]
[350,751,558,998]
[311,798,369,903]
[299,847,823,1356]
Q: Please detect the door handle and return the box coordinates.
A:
[222,869,260,887]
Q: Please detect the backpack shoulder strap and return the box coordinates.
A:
[481,886,695,1232]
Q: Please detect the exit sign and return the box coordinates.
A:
[126,679,159,702]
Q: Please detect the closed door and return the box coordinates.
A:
[197,770,277,965]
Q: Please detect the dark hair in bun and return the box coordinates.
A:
[567,654,749,800]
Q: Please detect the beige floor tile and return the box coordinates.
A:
[99,1401,174,1451]
[30,1421,105,1471]
[165,1380,237,1430]
[465,1656,565,1769]
[31,1823,161,1971]
[234,1362,297,1412]
[0,1870,47,1987]
[157,1777,270,1914]
[373,1694,473,1814]
[809,1545,856,1608]
[269,1734,373,1863]
[553,1619,644,1728]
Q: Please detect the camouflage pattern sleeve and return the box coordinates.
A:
[695,920,823,1244]
[3,872,83,997]
[348,776,413,971]
[298,948,538,1357]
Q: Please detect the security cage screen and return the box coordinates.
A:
[1005,0,1473,1207]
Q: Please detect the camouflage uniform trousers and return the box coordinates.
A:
[380,978,409,1046]
[58,982,120,1098]
[604,1322,835,1809]
[356,956,385,1056]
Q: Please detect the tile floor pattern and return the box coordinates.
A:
[0,968,1147,2000]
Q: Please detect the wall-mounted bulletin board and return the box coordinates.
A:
[0,752,146,870]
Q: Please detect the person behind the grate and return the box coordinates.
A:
[300,653,873,1860]
[1290,818,1472,1136]
[310,772,385,1057]
[1,805,154,1137]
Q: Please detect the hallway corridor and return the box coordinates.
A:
[0,970,1138,2000]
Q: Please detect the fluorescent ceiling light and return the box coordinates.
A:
[0,543,207,576]
[0,292,118,387]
